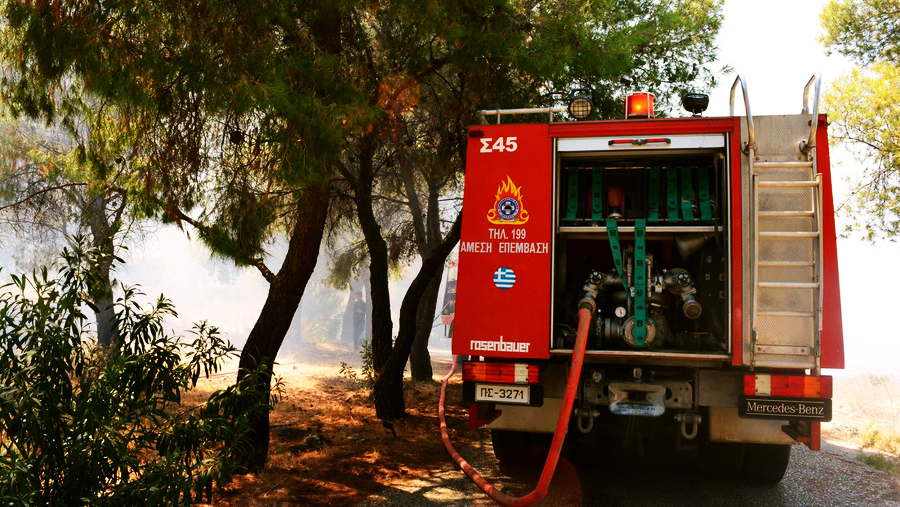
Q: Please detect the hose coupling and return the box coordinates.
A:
[681,293,703,319]
[665,268,703,319]
[578,271,604,314]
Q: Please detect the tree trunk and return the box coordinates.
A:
[374,213,461,419]
[398,163,445,382]
[93,266,117,347]
[87,193,122,348]
[235,183,329,470]
[362,267,373,344]
[355,148,393,373]
[340,290,355,346]
[408,267,443,380]
[340,279,364,347]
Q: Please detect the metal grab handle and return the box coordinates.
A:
[801,74,821,153]
[478,107,567,124]
[729,75,756,152]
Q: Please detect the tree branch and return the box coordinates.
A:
[252,258,277,284]
[166,203,277,284]
[0,182,88,212]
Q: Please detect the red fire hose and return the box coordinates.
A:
[439,307,592,506]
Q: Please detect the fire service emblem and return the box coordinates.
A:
[487,176,529,225]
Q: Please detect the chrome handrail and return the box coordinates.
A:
[801,75,816,114]
[815,174,824,329]
[729,76,756,152]
[800,74,821,153]
[478,107,568,125]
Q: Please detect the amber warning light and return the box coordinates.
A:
[625,92,655,119]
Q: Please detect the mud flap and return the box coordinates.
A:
[782,420,821,451]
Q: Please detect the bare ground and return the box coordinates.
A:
[193,343,474,507]
[191,344,898,506]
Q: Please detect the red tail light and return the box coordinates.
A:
[744,374,833,398]
[463,361,539,384]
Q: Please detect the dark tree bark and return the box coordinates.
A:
[362,267,373,343]
[92,261,117,346]
[235,183,330,470]
[373,212,461,419]
[399,163,446,381]
[408,268,442,380]
[86,191,126,348]
[354,146,393,373]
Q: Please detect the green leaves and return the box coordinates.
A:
[821,0,900,65]
[820,0,900,239]
[0,241,273,506]
[826,63,900,240]
[2,0,725,265]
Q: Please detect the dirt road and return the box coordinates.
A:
[364,436,900,507]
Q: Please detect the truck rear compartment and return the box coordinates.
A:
[451,93,842,485]
[552,146,731,359]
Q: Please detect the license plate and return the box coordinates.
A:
[739,395,832,422]
[474,383,530,405]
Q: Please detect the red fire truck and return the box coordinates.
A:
[451,76,843,483]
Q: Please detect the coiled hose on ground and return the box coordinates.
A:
[438,307,592,506]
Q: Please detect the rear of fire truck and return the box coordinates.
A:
[451,76,844,483]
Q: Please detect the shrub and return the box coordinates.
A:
[860,423,900,456]
[0,242,274,506]
[856,452,900,477]
[339,339,375,388]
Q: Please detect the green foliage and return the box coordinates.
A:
[820,1,900,239]
[856,451,900,476]
[0,0,727,425]
[0,243,275,506]
[824,63,900,239]
[860,423,900,455]
[820,0,900,65]
[858,422,900,477]
[1,0,350,263]
[339,339,375,389]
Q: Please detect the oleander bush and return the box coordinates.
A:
[0,243,276,506]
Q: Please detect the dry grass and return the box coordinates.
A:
[192,345,473,507]
[184,350,899,505]
[826,374,900,442]
[824,373,900,475]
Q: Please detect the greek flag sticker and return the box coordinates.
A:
[493,267,516,290]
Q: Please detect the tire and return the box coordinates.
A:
[490,430,529,464]
[704,441,745,480]
[741,443,792,484]
[490,430,549,466]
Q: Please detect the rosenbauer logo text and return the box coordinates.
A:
[470,336,530,353]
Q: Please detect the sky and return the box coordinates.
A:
[2,0,896,375]
[701,0,900,376]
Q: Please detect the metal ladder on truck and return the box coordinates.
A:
[732,75,825,373]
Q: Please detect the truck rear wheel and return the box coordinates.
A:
[741,443,792,483]
[704,441,745,479]
[490,430,549,466]
[490,430,528,464]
